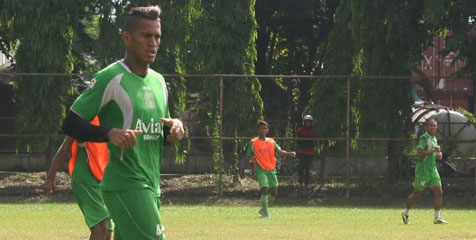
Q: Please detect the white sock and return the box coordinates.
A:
[435,210,441,219]
[403,208,410,216]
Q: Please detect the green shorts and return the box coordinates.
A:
[256,165,278,188]
[413,175,441,190]
[71,181,114,230]
[103,188,165,240]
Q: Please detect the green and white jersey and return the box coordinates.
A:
[70,60,170,196]
[415,132,440,179]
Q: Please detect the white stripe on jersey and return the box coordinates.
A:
[158,78,168,109]
[100,74,134,129]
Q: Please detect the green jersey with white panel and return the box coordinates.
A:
[413,132,441,190]
[70,60,169,196]
[415,132,439,178]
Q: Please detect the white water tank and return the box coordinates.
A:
[412,104,476,157]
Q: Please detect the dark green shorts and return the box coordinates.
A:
[256,166,278,188]
[103,188,165,240]
[72,181,113,230]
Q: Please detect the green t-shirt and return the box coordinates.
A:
[415,132,440,178]
[70,60,170,196]
[71,146,99,186]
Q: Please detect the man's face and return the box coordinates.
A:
[123,19,161,65]
[258,125,269,136]
[426,121,438,134]
[304,120,312,127]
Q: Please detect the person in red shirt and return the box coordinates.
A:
[296,115,317,196]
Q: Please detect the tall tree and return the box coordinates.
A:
[308,0,445,183]
[307,0,358,148]
[3,0,91,153]
[191,0,263,174]
[353,0,444,183]
[152,0,200,162]
[444,0,476,113]
[255,0,338,135]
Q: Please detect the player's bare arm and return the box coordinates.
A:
[277,149,296,158]
[161,118,184,143]
[43,136,74,195]
[239,156,251,179]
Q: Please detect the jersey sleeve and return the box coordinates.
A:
[70,77,107,121]
[275,142,282,152]
[417,134,427,150]
[246,141,254,156]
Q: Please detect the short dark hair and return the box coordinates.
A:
[425,118,437,126]
[258,120,269,128]
[124,6,161,32]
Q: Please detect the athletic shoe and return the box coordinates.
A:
[401,212,409,224]
[259,208,270,219]
[433,218,448,224]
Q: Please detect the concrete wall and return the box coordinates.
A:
[0,154,49,172]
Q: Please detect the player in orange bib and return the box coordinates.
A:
[242,120,296,218]
[43,116,113,240]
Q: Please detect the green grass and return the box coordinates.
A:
[1,203,476,240]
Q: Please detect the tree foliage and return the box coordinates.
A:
[3,0,94,152]
[189,0,263,172]
[444,0,476,76]
[307,0,449,182]
[255,0,338,136]
[2,0,475,176]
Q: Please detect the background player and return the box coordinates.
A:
[43,117,113,240]
[402,118,447,224]
[242,120,296,218]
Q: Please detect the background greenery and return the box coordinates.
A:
[0,0,475,182]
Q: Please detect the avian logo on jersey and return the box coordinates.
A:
[135,118,163,141]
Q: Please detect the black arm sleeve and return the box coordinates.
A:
[62,110,111,142]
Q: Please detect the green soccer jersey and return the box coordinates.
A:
[70,60,170,196]
[415,132,440,179]
[71,146,99,186]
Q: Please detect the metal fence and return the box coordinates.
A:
[0,72,475,197]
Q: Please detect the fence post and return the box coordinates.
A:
[218,77,224,196]
[346,77,351,198]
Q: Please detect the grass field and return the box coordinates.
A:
[1,203,476,240]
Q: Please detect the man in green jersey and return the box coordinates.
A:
[62,6,184,239]
[241,121,296,218]
[402,118,447,224]
[43,136,113,240]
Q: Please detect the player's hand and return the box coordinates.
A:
[288,151,296,158]
[161,118,184,143]
[433,146,441,153]
[108,128,142,149]
[42,179,55,196]
[436,152,443,160]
